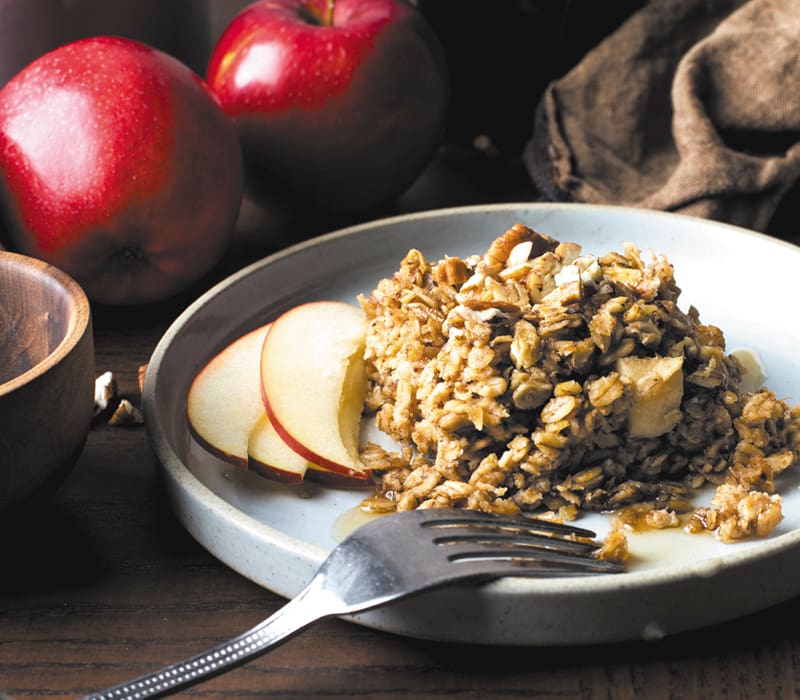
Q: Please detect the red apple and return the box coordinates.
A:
[0,36,244,305]
[206,0,448,213]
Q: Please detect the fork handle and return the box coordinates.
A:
[80,577,337,700]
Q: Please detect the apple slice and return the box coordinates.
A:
[248,414,368,488]
[260,301,370,480]
[187,324,271,468]
[188,317,368,485]
[247,413,309,484]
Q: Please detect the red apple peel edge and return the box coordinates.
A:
[260,381,370,480]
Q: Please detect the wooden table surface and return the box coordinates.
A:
[3,148,800,700]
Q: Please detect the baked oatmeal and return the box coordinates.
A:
[357,224,800,546]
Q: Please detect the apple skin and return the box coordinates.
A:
[304,462,372,488]
[0,36,244,305]
[206,0,448,214]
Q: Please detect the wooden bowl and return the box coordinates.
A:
[0,251,94,511]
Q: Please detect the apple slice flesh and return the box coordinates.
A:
[247,413,308,484]
[187,324,271,468]
[260,301,369,479]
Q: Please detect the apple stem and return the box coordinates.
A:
[324,0,335,25]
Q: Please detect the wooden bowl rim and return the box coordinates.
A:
[0,251,91,397]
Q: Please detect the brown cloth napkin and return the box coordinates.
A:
[524,0,800,232]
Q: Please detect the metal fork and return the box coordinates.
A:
[80,508,622,699]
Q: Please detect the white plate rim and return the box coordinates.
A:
[143,202,800,644]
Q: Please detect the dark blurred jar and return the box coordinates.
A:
[0,0,211,86]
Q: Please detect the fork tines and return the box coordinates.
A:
[420,510,625,576]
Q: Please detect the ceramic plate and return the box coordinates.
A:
[143,203,800,645]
